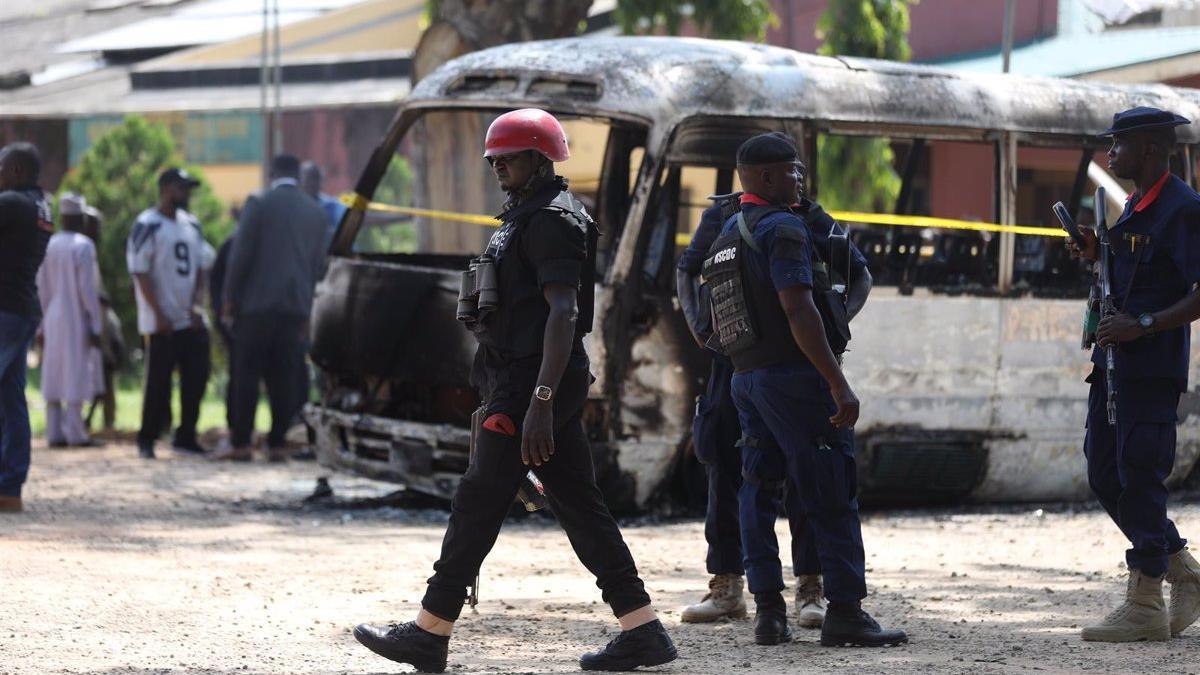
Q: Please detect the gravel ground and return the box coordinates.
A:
[2,439,1199,675]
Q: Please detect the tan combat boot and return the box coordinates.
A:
[681,573,747,623]
[1081,569,1170,642]
[1166,548,1200,635]
[795,574,825,628]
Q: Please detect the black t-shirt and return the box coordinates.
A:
[0,186,52,319]
[471,179,593,407]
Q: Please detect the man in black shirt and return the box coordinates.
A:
[0,143,53,512]
[353,109,678,673]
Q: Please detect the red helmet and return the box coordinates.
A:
[483,108,570,163]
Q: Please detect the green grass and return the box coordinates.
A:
[25,369,272,438]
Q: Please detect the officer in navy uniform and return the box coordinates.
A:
[676,133,872,629]
[353,109,678,673]
[1065,107,1200,642]
[702,132,905,647]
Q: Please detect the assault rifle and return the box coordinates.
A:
[1093,187,1118,426]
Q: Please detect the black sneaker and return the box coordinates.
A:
[172,439,208,456]
[579,619,678,671]
[754,601,793,646]
[820,603,908,647]
[353,621,449,673]
[137,441,155,459]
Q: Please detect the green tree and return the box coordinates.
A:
[357,155,417,253]
[815,0,913,213]
[57,115,233,350]
[616,0,777,40]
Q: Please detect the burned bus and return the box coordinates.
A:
[306,36,1200,512]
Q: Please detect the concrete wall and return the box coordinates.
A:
[279,106,396,198]
[13,106,398,207]
[0,118,70,192]
[929,140,995,222]
[768,0,1059,60]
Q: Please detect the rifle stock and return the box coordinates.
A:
[1094,187,1117,426]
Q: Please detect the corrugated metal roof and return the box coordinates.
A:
[934,25,1200,77]
[3,66,409,116]
[59,0,364,54]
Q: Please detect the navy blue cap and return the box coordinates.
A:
[1098,106,1190,137]
[737,132,800,165]
[158,167,200,188]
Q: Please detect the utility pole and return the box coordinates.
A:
[259,0,270,187]
[272,0,283,158]
[1001,0,1016,74]
[998,0,1018,292]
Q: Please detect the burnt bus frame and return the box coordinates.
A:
[312,37,1200,511]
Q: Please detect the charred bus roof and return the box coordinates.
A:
[408,36,1200,146]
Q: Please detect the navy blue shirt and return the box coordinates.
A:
[681,197,867,277]
[678,200,729,276]
[715,200,814,292]
[1091,173,1200,392]
[0,186,52,319]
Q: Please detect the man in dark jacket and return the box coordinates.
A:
[216,154,327,462]
[0,143,53,512]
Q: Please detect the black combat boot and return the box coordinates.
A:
[353,621,449,673]
[579,619,678,671]
[754,592,793,645]
[820,602,908,647]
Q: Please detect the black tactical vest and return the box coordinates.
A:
[468,178,598,359]
[702,205,850,373]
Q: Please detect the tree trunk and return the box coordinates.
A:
[413,0,593,82]
[411,0,592,253]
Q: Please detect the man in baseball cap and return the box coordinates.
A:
[127,166,213,459]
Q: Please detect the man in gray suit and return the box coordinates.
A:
[215,154,327,462]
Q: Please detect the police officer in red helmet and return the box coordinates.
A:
[354,108,678,672]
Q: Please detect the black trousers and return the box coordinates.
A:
[215,323,235,430]
[138,327,210,447]
[230,313,306,449]
[422,364,652,621]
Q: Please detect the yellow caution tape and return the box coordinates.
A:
[342,192,1068,247]
[826,210,1067,238]
[343,192,502,227]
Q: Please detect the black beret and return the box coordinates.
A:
[737,132,800,165]
[1098,106,1190,137]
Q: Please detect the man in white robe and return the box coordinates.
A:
[36,194,104,446]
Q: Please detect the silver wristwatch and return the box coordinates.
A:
[533,385,553,402]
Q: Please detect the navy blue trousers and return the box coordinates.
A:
[0,310,37,498]
[731,364,866,603]
[695,355,820,577]
[1084,375,1187,578]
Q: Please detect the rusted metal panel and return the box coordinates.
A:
[410,37,1200,144]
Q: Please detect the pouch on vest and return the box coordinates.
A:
[690,193,744,346]
[701,229,758,356]
[812,260,851,354]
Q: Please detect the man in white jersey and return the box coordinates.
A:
[126,168,214,459]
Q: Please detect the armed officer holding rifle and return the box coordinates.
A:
[1066,106,1200,642]
[702,132,905,647]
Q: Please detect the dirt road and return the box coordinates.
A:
[2,440,1197,674]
